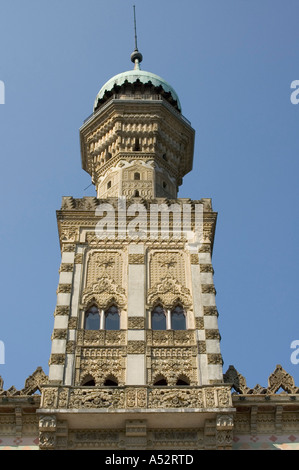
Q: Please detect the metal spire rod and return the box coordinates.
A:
[133,5,138,51]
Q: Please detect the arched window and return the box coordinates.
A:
[134,172,140,180]
[104,376,118,386]
[151,305,166,330]
[171,305,186,330]
[176,376,190,386]
[105,305,120,330]
[82,375,96,386]
[153,376,168,386]
[84,305,100,330]
[134,190,140,197]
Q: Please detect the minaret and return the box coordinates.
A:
[39,38,235,450]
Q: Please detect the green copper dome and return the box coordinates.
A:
[93,68,182,112]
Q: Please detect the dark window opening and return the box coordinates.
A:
[134,172,140,180]
[134,138,140,151]
[171,305,186,330]
[151,305,166,330]
[107,180,111,189]
[105,305,120,330]
[134,190,140,197]
[162,181,167,189]
[84,306,100,330]
[154,378,168,386]
[83,379,96,386]
[104,378,118,386]
[176,378,190,386]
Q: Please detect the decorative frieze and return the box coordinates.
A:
[60,263,74,272]
[40,384,232,410]
[146,330,196,347]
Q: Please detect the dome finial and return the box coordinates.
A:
[130,5,143,70]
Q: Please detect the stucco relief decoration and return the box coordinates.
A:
[82,273,126,309]
[147,274,192,308]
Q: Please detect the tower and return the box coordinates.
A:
[38,44,235,450]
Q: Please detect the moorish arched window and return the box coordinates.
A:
[153,376,168,386]
[104,305,120,330]
[176,376,190,386]
[84,305,100,330]
[151,305,166,330]
[81,375,96,386]
[104,375,118,386]
[171,305,186,330]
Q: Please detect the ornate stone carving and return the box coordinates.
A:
[146,330,196,347]
[201,284,216,295]
[127,341,145,354]
[57,284,72,294]
[197,341,206,354]
[195,317,204,329]
[55,306,70,316]
[74,253,84,264]
[49,354,65,365]
[147,274,192,308]
[82,273,126,309]
[60,263,74,272]
[78,347,126,386]
[148,347,198,386]
[21,367,48,395]
[148,388,203,408]
[128,317,145,329]
[86,251,123,288]
[69,388,125,409]
[207,354,223,365]
[60,228,78,243]
[205,329,221,340]
[81,330,126,346]
[200,264,214,273]
[52,329,67,340]
[66,341,76,354]
[190,254,199,264]
[203,306,218,316]
[149,251,186,288]
[224,364,299,395]
[62,243,76,252]
[128,254,145,264]
[68,317,78,329]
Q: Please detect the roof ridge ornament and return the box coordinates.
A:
[130,5,143,70]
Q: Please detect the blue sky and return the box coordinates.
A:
[0,0,298,390]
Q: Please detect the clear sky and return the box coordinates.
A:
[0,0,298,391]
